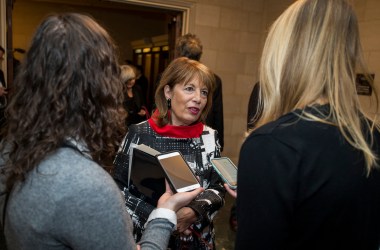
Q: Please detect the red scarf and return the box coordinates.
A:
[148,110,204,138]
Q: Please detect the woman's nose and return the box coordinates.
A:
[193,91,201,103]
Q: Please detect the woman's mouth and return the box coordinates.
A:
[188,107,200,115]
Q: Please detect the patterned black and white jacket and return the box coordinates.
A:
[113,119,225,249]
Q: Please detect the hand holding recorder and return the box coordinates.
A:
[211,157,238,190]
[224,183,237,198]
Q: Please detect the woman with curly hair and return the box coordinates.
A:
[0,13,202,250]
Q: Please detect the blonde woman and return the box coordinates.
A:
[236,0,380,249]
[120,64,147,126]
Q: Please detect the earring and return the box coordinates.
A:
[167,98,171,109]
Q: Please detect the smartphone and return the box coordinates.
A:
[157,151,201,192]
[210,157,237,190]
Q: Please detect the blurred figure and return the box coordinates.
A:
[0,46,7,96]
[12,48,25,79]
[0,46,8,131]
[0,13,202,250]
[120,64,147,126]
[236,0,380,249]
[135,64,150,111]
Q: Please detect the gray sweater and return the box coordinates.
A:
[0,146,173,250]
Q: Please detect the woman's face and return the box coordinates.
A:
[164,77,208,126]
[126,78,136,89]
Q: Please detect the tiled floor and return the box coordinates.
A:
[214,195,236,250]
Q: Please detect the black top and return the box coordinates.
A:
[124,86,146,126]
[236,105,380,250]
[206,74,224,151]
[0,69,5,87]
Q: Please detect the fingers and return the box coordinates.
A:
[183,229,192,236]
[157,187,204,212]
[164,179,174,195]
[224,184,237,198]
[172,187,203,211]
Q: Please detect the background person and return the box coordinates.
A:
[113,57,225,250]
[0,46,6,94]
[0,46,8,132]
[236,0,380,249]
[0,13,203,250]
[120,64,147,126]
[134,64,150,112]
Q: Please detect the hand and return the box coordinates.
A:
[224,184,237,198]
[137,109,146,116]
[176,207,197,233]
[0,87,7,96]
[157,181,204,212]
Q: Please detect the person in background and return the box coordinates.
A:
[120,64,147,126]
[0,46,7,96]
[246,82,261,131]
[113,57,225,250]
[236,0,380,249]
[12,48,25,80]
[135,65,150,111]
[175,33,224,151]
[0,13,203,250]
[0,46,8,131]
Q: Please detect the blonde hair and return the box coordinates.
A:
[155,57,215,127]
[257,0,379,172]
[120,64,136,83]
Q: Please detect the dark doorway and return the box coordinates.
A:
[7,0,183,101]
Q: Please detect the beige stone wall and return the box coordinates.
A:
[191,0,380,163]
[354,0,380,117]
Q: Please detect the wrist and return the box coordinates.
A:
[145,208,177,229]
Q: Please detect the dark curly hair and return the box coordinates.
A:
[0,13,126,190]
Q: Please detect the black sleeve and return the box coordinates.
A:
[0,70,6,87]
[186,167,225,228]
[133,85,145,109]
[186,132,225,228]
[113,130,133,189]
[206,74,224,151]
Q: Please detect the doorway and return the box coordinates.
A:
[2,0,191,90]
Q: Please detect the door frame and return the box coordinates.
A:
[111,0,195,34]
[0,0,195,87]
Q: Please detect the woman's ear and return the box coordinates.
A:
[164,85,172,99]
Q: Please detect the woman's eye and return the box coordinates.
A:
[184,86,194,92]
[201,90,208,97]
